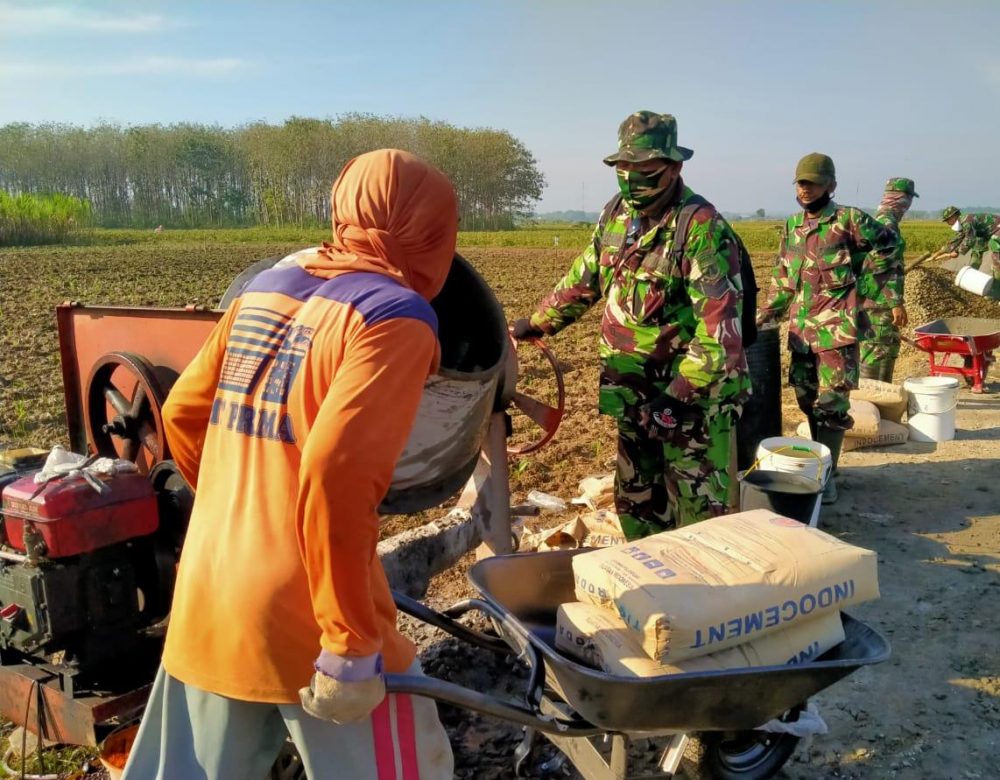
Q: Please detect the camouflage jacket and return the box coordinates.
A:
[860,210,905,312]
[759,202,901,353]
[529,181,750,418]
[946,213,1000,255]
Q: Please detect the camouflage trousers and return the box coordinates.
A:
[614,409,733,540]
[789,344,859,431]
[859,309,900,367]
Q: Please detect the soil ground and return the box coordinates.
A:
[0,239,997,778]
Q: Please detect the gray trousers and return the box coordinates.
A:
[121,664,453,780]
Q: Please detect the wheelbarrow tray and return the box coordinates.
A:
[468,548,890,733]
[913,318,1000,355]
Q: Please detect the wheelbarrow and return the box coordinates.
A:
[909,317,1000,394]
[385,549,891,779]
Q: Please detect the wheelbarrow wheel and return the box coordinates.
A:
[681,729,800,780]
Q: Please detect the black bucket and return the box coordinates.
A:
[738,469,822,527]
[736,326,782,470]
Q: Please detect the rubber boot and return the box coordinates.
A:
[859,363,880,381]
[878,359,896,384]
[815,427,845,505]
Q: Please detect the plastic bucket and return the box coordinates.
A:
[738,470,823,527]
[907,411,956,443]
[904,376,960,415]
[736,326,783,470]
[955,265,994,297]
[754,437,832,486]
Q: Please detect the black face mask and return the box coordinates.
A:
[797,191,832,214]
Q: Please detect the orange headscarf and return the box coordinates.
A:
[298,149,458,302]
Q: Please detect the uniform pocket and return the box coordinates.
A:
[627,269,667,323]
[818,251,855,291]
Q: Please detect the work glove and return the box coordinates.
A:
[299,652,385,725]
[511,318,544,340]
[637,397,696,442]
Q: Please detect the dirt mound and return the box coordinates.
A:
[905,266,999,326]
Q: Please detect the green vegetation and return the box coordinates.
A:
[0,116,544,231]
[40,220,952,255]
[0,192,91,246]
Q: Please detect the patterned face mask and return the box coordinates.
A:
[617,165,669,208]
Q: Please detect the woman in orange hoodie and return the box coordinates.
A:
[123,149,457,779]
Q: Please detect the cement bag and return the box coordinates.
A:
[579,509,627,548]
[852,378,907,423]
[573,474,616,510]
[571,509,879,663]
[841,419,909,452]
[846,399,880,438]
[555,602,845,677]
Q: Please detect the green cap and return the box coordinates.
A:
[603,111,694,166]
[885,177,918,197]
[941,205,960,221]
[794,153,836,185]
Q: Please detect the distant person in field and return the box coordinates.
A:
[512,111,750,539]
[123,149,456,779]
[757,154,903,505]
[859,178,916,383]
[938,206,1000,281]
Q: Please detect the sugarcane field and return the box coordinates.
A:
[2,3,1000,780]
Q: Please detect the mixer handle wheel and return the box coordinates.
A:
[85,351,173,473]
[506,335,565,456]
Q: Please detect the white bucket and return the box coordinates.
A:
[904,376,959,443]
[955,265,994,297]
[904,376,960,415]
[907,411,956,443]
[754,437,832,527]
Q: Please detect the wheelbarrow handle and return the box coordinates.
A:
[391,592,550,717]
[383,672,604,737]
[392,592,511,654]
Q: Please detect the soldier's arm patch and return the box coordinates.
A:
[692,272,733,299]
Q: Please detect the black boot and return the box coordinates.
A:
[859,363,880,381]
[806,414,818,441]
[815,427,845,505]
[877,359,896,384]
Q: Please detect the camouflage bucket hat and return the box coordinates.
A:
[794,153,836,185]
[603,111,694,166]
[884,177,918,197]
[941,205,960,221]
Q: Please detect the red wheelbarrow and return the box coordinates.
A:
[910,317,1000,393]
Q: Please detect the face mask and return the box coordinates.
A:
[617,165,669,208]
[951,220,962,232]
[797,191,832,213]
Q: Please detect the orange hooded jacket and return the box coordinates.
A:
[160,149,457,702]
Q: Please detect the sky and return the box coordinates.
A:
[1,0,998,214]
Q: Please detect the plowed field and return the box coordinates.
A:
[1,230,998,779]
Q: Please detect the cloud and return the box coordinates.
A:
[0,56,247,78]
[0,2,177,34]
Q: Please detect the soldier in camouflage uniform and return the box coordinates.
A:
[512,112,750,539]
[859,178,916,382]
[757,154,902,504]
[939,206,1000,281]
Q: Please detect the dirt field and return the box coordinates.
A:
[0,239,998,778]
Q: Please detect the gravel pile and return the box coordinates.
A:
[905,266,999,326]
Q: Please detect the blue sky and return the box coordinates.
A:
[1,1,998,213]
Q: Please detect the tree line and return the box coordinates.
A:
[0,116,546,230]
